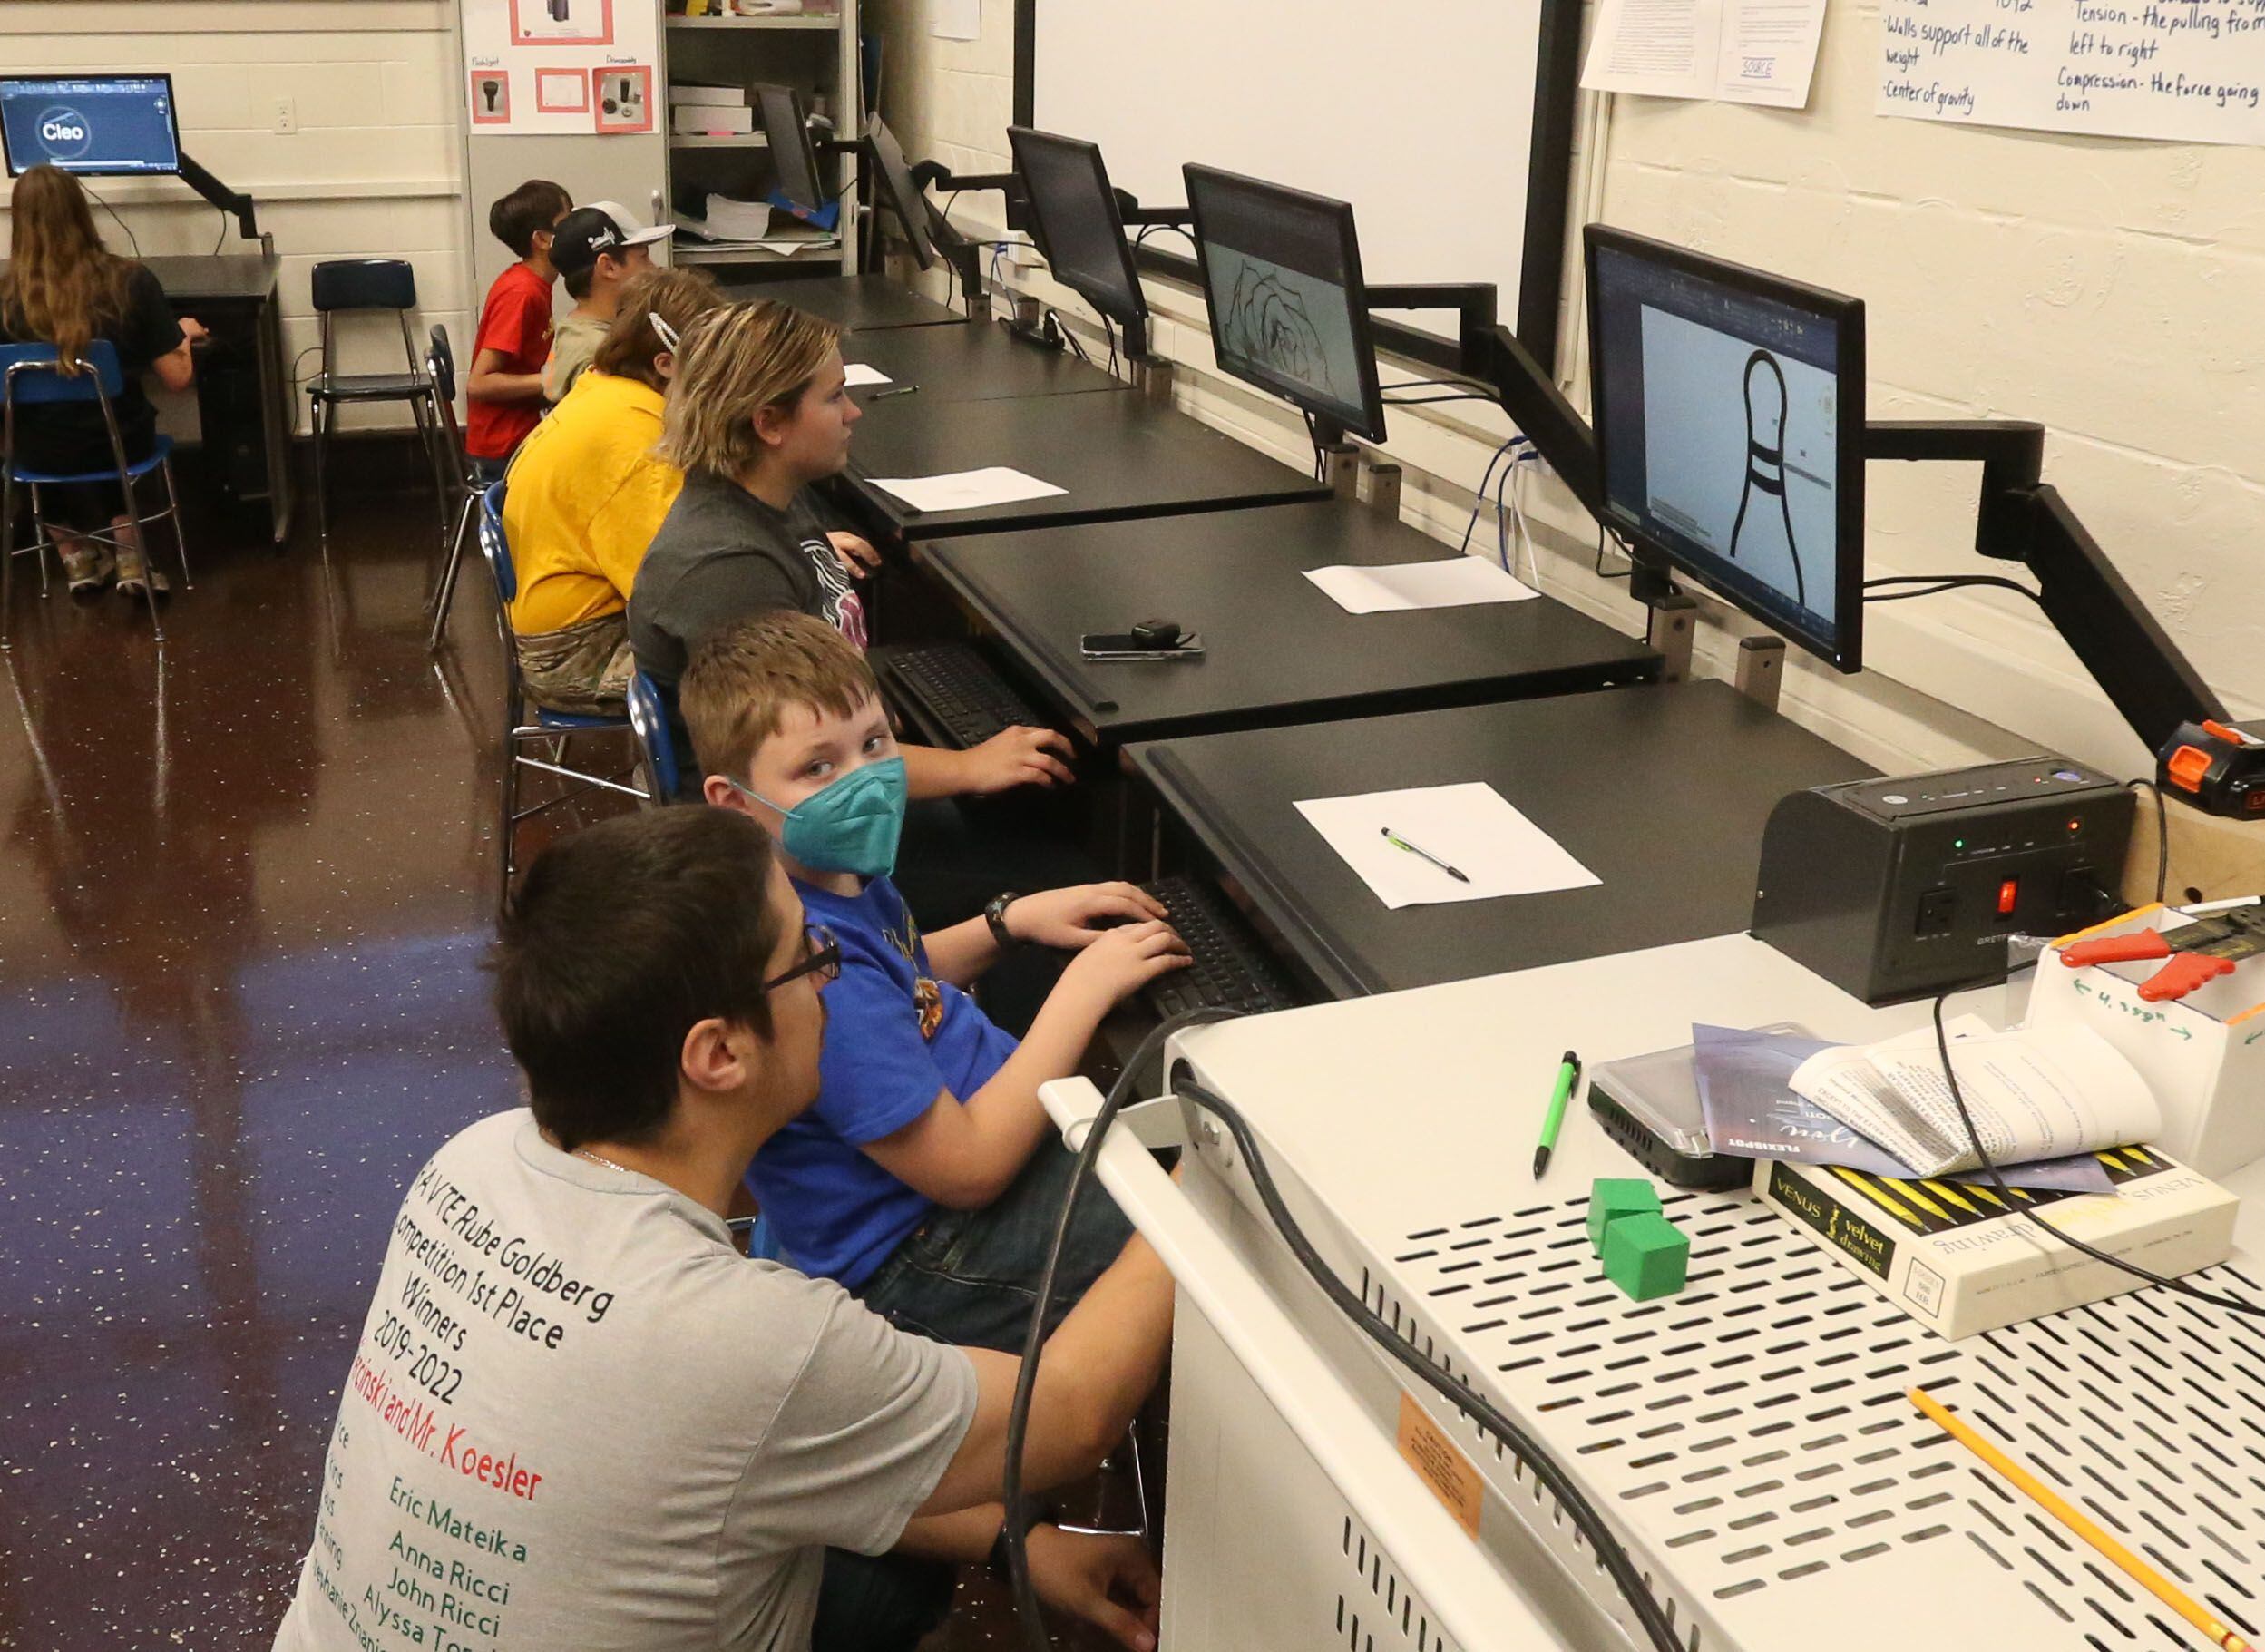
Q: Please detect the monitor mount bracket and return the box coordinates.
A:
[179,152,266,250]
[1865,417,2226,758]
[898,159,1027,307]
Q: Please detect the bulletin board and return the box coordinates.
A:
[462,0,657,136]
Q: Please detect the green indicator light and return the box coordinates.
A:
[1954,838,1966,849]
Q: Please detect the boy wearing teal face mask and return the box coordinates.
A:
[684,611,1193,1353]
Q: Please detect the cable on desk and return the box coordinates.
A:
[1133,222,1196,255]
[1862,573,2044,608]
[1930,972,2265,1321]
[1001,1007,1245,1652]
[79,182,143,258]
[1594,524,1633,581]
[1172,1077,1689,1652]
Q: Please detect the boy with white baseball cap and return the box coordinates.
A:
[544,200,675,399]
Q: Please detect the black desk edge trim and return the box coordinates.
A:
[1132,741,1375,1002]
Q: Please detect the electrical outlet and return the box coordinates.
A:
[272,96,297,134]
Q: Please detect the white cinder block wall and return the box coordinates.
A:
[0,0,466,436]
[864,0,2265,781]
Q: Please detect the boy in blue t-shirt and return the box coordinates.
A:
[679,611,1192,1351]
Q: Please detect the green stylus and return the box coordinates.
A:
[1533,1051,1581,1179]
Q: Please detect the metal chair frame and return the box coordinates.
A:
[1,341,192,646]
[422,325,485,650]
[478,482,647,912]
[306,259,445,546]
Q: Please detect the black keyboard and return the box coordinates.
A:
[1144,875,1300,1019]
[884,643,1048,749]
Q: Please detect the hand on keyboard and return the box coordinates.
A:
[956,725,1077,794]
[1058,920,1193,1016]
[1002,882,1169,950]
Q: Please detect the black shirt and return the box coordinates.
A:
[0,262,183,472]
[628,469,868,691]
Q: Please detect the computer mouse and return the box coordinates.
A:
[1130,618,1183,650]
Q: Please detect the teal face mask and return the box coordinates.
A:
[734,756,908,878]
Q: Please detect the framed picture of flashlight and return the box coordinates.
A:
[469,70,511,125]
[509,0,615,47]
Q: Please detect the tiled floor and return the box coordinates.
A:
[0,455,1118,1651]
[0,456,623,1648]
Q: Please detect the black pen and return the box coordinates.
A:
[1381,826,1469,883]
[870,384,920,400]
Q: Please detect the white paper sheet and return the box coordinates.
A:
[1303,558,1538,615]
[868,467,1067,513]
[930,0,982,40]
[1878,0,2265,145]
[1294,783,1601,910]
[1580,0,1826,109]
[844,363,893,387]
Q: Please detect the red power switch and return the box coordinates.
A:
[1996,877,2019,916]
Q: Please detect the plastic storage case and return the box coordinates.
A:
[1584,1024,1815,1190]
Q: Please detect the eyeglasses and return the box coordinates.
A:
[761,924,840,994]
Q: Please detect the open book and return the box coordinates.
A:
[1788,1015,2161,1178]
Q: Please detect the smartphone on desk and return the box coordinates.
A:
[1079,631,1205,661]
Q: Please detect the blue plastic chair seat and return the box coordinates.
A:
[9,434,172,487]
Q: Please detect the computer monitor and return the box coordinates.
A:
[754,83,826,215]
[1007,127,1143,331]
[1586,225,1866,672]
[1183,165,1386,445]
[863,114,937,271]
[1,74,181,178]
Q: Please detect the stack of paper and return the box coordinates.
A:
[701,193,773,239]
[868,468,1065,513]
[672,106,755,135]
[1303,558,1537,615]
[1788,1016,2161,1177]
[1293,782,1598,910]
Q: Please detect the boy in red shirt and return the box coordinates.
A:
[465,178,571,478]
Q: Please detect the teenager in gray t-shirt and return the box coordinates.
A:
[271,808,1172,1652]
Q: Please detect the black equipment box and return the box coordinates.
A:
[1751,757,2133,1003]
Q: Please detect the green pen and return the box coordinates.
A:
[1533,1051,1581,1179]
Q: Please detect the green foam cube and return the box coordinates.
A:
[1586,1178,1661,1254]
[1601,1212,1689,1302]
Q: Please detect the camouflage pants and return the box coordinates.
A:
[516,610,633,716]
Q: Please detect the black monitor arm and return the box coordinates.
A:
[1865,418,2226,753]
[179,152,260,246]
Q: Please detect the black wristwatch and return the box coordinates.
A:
[984,891,1023,951]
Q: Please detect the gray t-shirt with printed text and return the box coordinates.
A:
[270,1109,977,1651]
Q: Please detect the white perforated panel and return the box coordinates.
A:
[1335,1511,1467,1652]
[1372,1188,2265,1652]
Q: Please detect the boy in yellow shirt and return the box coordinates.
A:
[503,268,724,713]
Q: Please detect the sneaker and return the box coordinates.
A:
[113,543,170,599]
[61,540,114,597]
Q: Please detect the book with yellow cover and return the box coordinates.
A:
[1753,1145,2236,1338]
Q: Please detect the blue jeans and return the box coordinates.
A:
[855,1139,1135,1354]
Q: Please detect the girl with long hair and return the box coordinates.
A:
[1,163,204,596]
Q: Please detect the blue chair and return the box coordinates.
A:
[307,259,444,547]
[479,481,648,911]
[1,339,190,646]
[626,670,681,805]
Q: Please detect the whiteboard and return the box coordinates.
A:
[1029,0,1577,349]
